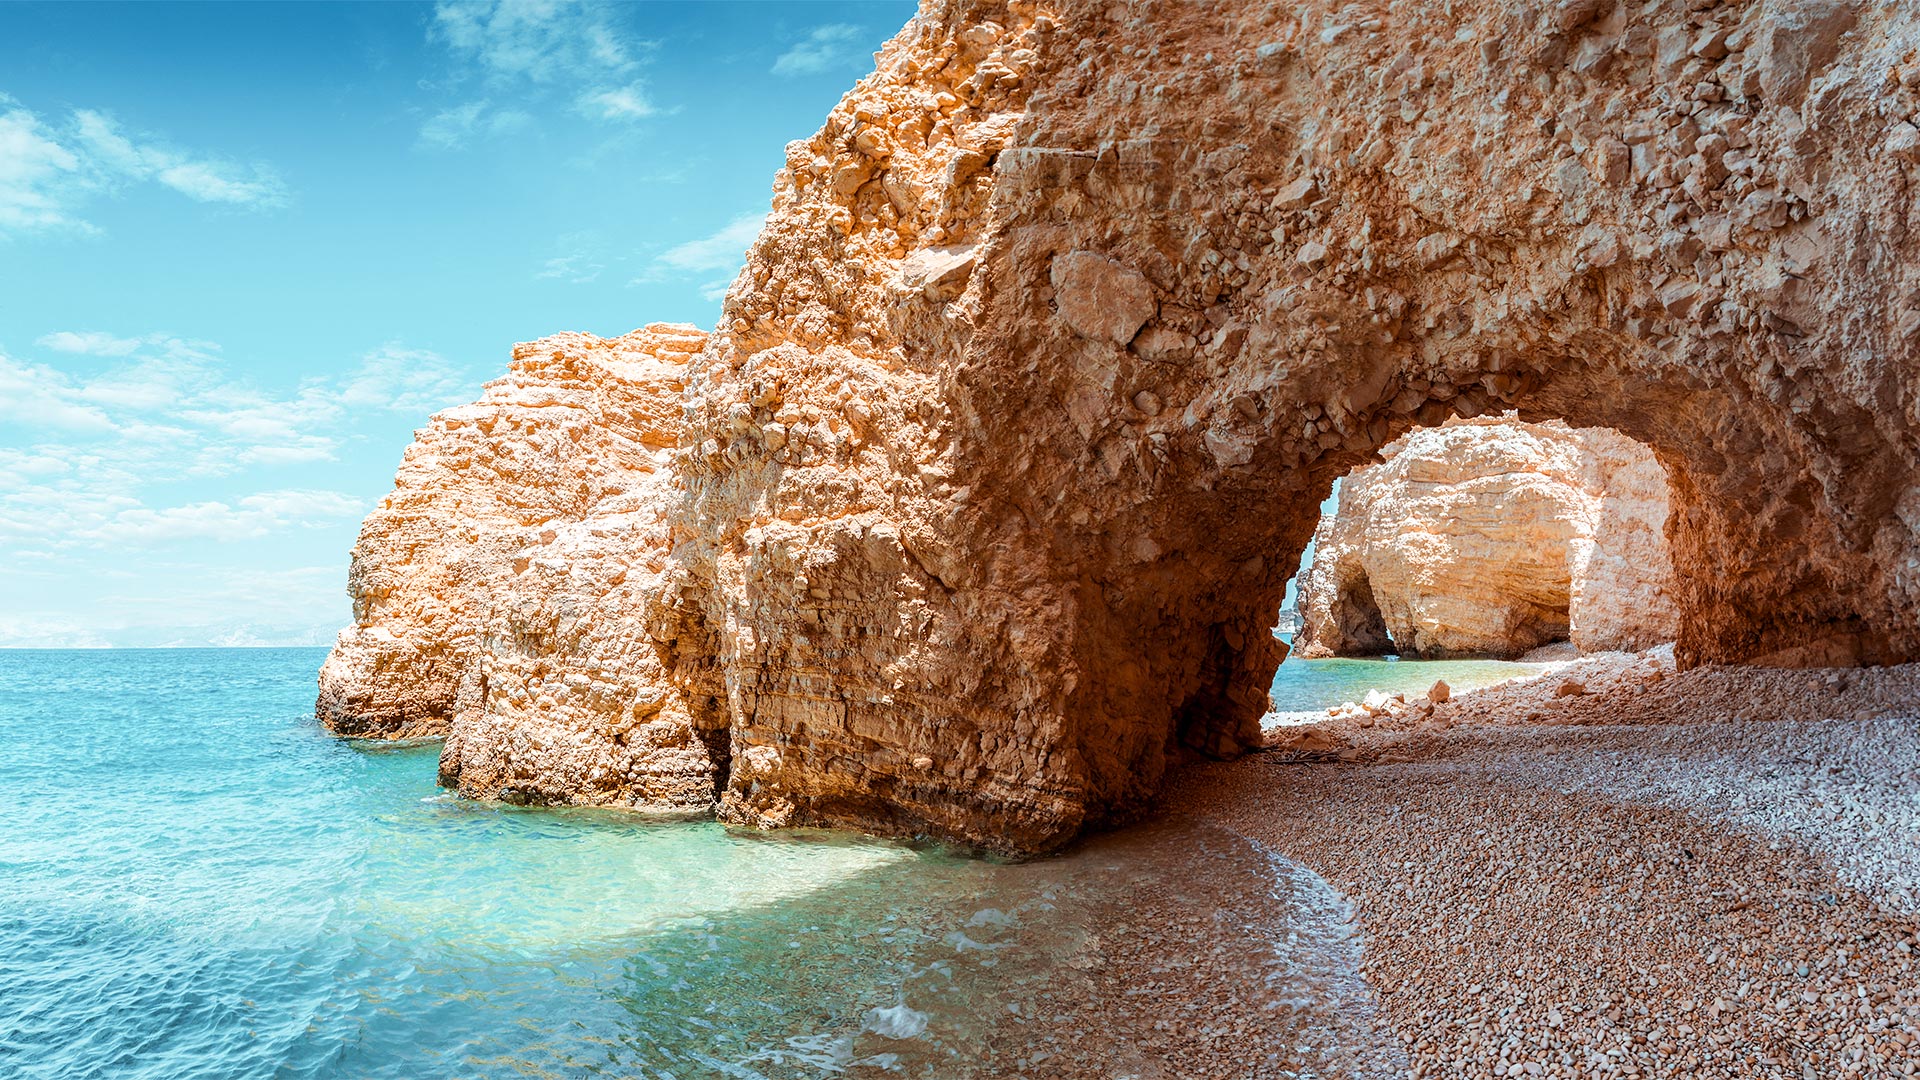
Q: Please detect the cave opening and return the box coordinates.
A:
[1252,416,1682,723]
[1331,570,1394,657]
[1279,419,1678,656]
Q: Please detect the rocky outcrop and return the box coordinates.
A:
[324,0,1920,853]
[318,324,722,808]
[1295,419,1679,659]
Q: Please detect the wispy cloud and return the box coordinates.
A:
[2,339,336,467]
[0,104,83,231]
[432,0,641,81]
[634,212,765,299]
[0,94,286,234]
[78,489,365,545]
[36,330,144,356]
[422,0,660,147]
[577,82,654,120]
[0,353,116,432]
[772,24,867,77]
[71,110,285,206]
[339,344,471,412]
[418,100,534,149]
[0,334,478,552]
[536,251,603,284]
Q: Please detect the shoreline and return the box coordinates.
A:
[1156,660,1920,1078]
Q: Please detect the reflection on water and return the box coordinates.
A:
[0,649,1402,1080]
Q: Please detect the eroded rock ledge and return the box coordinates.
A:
[1295,418,1679,660]
[324,0,1920,853]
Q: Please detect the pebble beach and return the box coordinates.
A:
[1160,657,1920,1078]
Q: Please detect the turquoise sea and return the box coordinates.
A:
[1266,647,1550,715]
[0,648,1420,1080]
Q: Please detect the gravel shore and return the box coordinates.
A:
[1163,661,1920,1078]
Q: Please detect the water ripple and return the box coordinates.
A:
[0,649,1395,1079]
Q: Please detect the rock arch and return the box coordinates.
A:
[1294,419,1681,660]
[322,0,1920,853]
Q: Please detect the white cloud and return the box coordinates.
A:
[420,101,487,148]
[0,353,115,431]
[68,107,287,208]
[36,330,144,356]
[0,340,349,505]
[84,501,276,543]
[0,96,285,235]
[153,161,283,205]
[77,370,193,412]
[182,391,340,447]
[0,102,85,231]
[772,24,867,77]
[491,108,536,134]
[418,100,532,148]
[432,0,640,82]
[0,333,474,530]
[236,488,367,520]
[0,449,71,483]
[578,81,654,120]
[423,1,661,142]
[637,213,766,287]
[79,488,362,545]
[238,438,340,467]
[0,329,478,645]
[339,344,472,412]
[535,251,602,284]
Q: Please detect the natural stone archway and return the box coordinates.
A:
[322,0,1920,854]
[1294,419,1680,660]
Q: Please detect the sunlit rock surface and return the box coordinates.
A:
[325,0,1920,852]
[1295,419,1679,660]
[318,325,721,809]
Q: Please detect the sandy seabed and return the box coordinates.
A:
[1158,654,1920,1078]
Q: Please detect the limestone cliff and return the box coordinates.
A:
[318,324,721,808]
[325,0,1920,853]
[1294,419,1679,660]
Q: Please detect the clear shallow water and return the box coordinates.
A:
[1267,639,1551,714]
[0,648,1402,1079]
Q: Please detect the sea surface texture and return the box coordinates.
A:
[0,649,1407,1079]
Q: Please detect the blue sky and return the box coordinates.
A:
[0,0,913,646]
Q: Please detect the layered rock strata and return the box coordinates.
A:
[325,0,1920,853]
[1295,419,1679,659]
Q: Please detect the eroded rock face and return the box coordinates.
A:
[1294,420,1679,660]
[325,0,1920,853]
[319,324,722,808]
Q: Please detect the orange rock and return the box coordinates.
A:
[320,0,1920,854]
